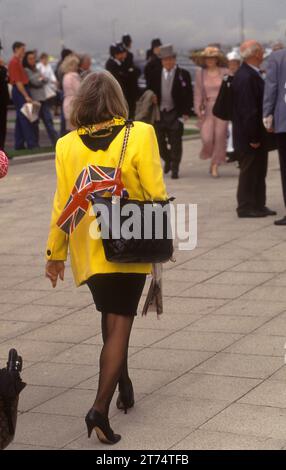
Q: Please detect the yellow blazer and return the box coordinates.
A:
[46,121,168,286]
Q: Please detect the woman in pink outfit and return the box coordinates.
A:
[194,47,228,178]
[61,55,81,131]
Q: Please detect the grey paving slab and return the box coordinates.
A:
[129,348,213,373]
[201,403,286,440]
[116,394,229,428]
[243,285,286,302]
[163,269,220,284]
[238,380,286,408]
[0,277,29,289]
[192,352,282,379]
[21,362,97,388]
[179,283,252,300]
[179,258,240,272]
[172,430,286,450]
[0,304,22,315]
[0,304,74,323]
[212,299,286,318]
[152,330,242,353]
[75,368,178,394]
[253,245,286,261]
[187,314,269,334]
[254,315,286,336]
[13,412,84,448]
[141,297,227,316]
[266,273,286,286]
[198,247,254,261]
[0,320,41,341]
[47,343,103,366]
[65,422,193,450]
[268,367,286,383]
[54,306,102,328]
[205,271,275,286]
[19,323,95,343]
[230,261,286,273]
[225,334,285,357]
[233,238,281,251]
[30,388,103,417]
[7,443,57,450]
[133,312,203,331]
[0,289,48,305]
[156,372,261,403]
[0,338,72,361]
[19,385,68,412]
[32,290,93,308]
[16,277,74,292]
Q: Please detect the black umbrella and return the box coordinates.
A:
[0,349,26,450]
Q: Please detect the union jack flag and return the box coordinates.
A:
[57,165,128,235]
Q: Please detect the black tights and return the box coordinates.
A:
[92,313,134,417]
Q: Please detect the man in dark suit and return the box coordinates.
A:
[148,44,193,179]
[232,40,276,218]
[106,43,128,97]
[121,34,141,119]
[145,38,162,89]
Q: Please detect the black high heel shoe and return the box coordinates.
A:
[116,380,135,414]
[85,408,121,445]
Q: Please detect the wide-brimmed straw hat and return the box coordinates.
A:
[201,46,225,59]
[191,46,226,66]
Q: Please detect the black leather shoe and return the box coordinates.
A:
[237,210,267,218]
[171,172,179,179]
[260,207,277,216]
[85,408,121,445]
[274,216,286,226]
[164,162,171,174]
[116,380,134,414]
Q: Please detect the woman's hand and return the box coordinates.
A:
[45,260,65,288]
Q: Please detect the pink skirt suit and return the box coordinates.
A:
[194,67,228,165]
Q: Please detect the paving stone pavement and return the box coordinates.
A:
[1,139,286,450]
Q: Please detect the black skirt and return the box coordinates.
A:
[86,273,147,316]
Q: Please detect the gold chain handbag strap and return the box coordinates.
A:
[117,120,133,170]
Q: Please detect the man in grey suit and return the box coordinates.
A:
[263,47,286,225]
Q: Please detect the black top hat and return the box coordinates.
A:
[110,42,126,57]
[122,34,132,47]
[151,38,162,49]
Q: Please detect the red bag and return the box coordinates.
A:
[0,151,8,179]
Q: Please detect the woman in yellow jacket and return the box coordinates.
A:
[45,71,167,445]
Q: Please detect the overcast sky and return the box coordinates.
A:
[1,0,286,57]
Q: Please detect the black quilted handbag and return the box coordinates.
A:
[91,121,174,263]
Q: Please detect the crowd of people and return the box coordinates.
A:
[1,35,286,219]
[0,41,94,150]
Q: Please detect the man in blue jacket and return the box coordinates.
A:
[263,46,286,225]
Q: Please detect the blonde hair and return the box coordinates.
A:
[60,54,80,74]
[70,71,128,128]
